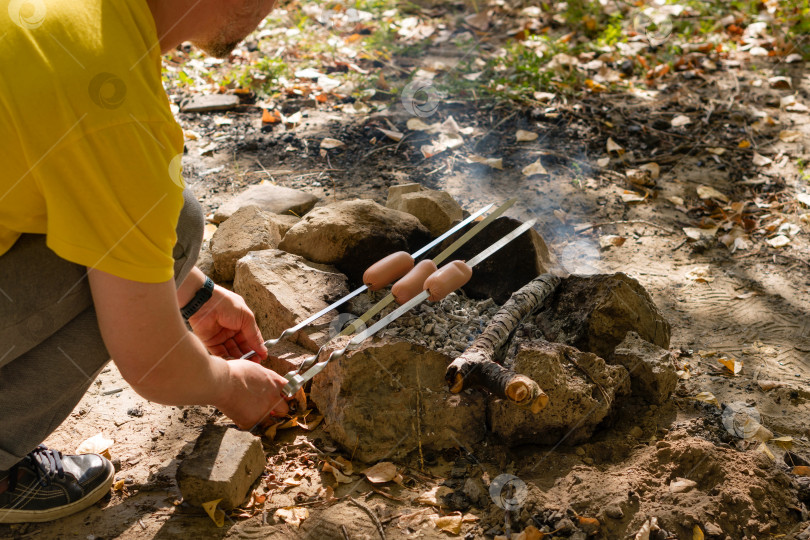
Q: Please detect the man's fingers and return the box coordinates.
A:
[239,309,267,359]
[223,339,242,359]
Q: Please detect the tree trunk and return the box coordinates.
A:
[445,274,560,413]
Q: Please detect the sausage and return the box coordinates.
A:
[423,261,473,302]
[363,251,414,291]
[392,260,438,304]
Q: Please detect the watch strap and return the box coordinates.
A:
[181,277,214,320]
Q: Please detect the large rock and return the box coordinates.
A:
[612,331,677,404]
[278,199,431,284]
[210,206,282,281]
[180,93,239,113]
[428,216,556,304]
[534,273,671,360]
[176,424,265,509]
[310,338,487,462]
[234,249,349,352]
[213,184,318,224]
[489,340,630,445]
[386,184,464,237]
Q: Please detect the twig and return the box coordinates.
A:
[473,111,517,151]
[362,143,399,160]
[349,497,386,540]
[254,158,275,182]
[341,524,351,540]
[578,220,677,235]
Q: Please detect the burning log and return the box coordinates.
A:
[445,274,560,413]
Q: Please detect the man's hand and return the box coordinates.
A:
[188,285,267,360]
[214,360,291,430]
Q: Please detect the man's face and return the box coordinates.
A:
[195,0,277,58]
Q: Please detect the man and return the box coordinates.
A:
[0,0,289,523]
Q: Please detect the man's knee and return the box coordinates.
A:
[173,189,204,284]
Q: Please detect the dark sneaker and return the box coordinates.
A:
[0,445,114,523]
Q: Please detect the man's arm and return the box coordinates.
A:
[88,269,289,428]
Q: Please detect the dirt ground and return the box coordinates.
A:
[3,3,810,539]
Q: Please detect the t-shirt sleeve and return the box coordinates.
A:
[35,120,185,283]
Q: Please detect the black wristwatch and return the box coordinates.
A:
[181,277,214,320]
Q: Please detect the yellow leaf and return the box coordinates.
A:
[113,479,126,491]
[639,162,660,180]
[779,130,802,143]
[691,392,720,408]
[416,485,454,507]
[202,499,225,528]
[363,462,398,484]
[433,513,463,534]
[738,140,751,148]
[322,462,353,484]
[522,159,548,177]
[334,456,353,475]
[621,190,647,204]
[772,436,793,450]
[693,525,705,540]
[756,442,774,461]
[718,357,742,375]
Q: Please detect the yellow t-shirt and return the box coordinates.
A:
[0,0,185,283]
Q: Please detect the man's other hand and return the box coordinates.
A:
[188,285,267,360]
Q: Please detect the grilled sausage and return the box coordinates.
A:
[423,261,473,301]
[363,251,414,291]
[392,260,438,304]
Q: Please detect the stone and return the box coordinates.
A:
[176,424,265,509]
[427,216,556,304]
[264,339,313,376]
[704,522,724,536]
[195,244,215,279]
[299,502,379,539]
[278,199,431,284]
[310,338,487,462]
[234,249,349,352]
[386,185,464,237]
[213,184,318,224]
[534,273,671,360]
[385,183,423,209]
[267,213,300,237]
[613,332,678,404]
[604,504,624,520]
[488,340,630,446]
[210,206,282,282]
[462,476,487,507]
[180,93,240,113]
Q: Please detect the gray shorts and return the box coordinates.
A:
[0,189,204,469]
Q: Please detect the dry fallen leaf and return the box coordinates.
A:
[275,507,309,527]
[691,392,720,408]
[640,162,660,180]
[433,513,463,534]
[773,436,794,450]
[799,193,810,207]
[706,147,726,155]
[363,462,398,484]
[671,114,692,127]
[415,485,453,507]
[718,357,742,375]
[407,118,432,131]
[693,525,705,540]
[599,235,626,249]
[113,479,126,491]
[766,235,791,248]
[606,137,624,155]
[625,168,655,187]
[322,462,353,484]
[597,156,611,167]
[757,380,782,391]
[634,517,660,540]
[738,140,751,149]
[779,130,802,143]
[696,185,729,203]
[516,129,539,142]
[468,154,504,169]
[670,477,697,493]
[320,138,345,149]
[522,159,548,177]
[378,128,404,142]
[683,227,717,241]
[752,152,772,166]
[202,499,225,528]
[686,266,714,283]
[76,433,113,460]
[792,466,810,477]
[621,190,647,204]
[756,442,775,461]
[668,195,685,206]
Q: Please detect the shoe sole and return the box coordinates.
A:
[0,459,115,523]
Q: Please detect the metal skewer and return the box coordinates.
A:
[240,202,494,360]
